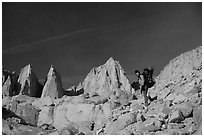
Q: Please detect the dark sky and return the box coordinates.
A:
[2,2,202,88]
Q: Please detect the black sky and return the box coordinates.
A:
[2,2,202,88]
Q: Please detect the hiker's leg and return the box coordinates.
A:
[139,85,143,94]
[143,85,148,106]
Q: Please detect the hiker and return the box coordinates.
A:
[134,70,144,93]
[143,67,155,89]
[135,67,155,106]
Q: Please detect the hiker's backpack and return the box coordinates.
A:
[142,68,155,88]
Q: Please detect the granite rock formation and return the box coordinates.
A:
[17,64,43,97]
[2,69,18,97]
[41,65,64,99]
[81,57,132,98]
[2,46,202,135]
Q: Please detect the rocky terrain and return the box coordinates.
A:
[2,46,202,135]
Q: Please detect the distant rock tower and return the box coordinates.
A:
[18,64,43,97]
[41,65,64,99]
[81,57,132,98]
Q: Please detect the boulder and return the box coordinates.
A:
[173,102,193,118]
[64,103,95,123]
[161,106,172,118]
[5,104,40,126]
[2,97,12,106]
[193,105,202,128]
[12,95,35,105]
[117,129,132,135]
[169,110,184,123]
[76,121,93,134]
[173,94,187,104]
[93,102,112,129]
[165,93,177,101]
[136,113,146,122]
[15,105,39,126]
[53,103,71,130]
[17,64,43,97]
[105,113,136,134]
[53,102,95,130]
[37,106,54,126]
[109,89,132,106]
[2,120,16,135]
[13,124,42,135]
[143,124,161,132]
[32,96,53,107]
[41,65,64,99]
[58,123,79,135]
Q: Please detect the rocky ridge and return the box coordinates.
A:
[2,46,202,135]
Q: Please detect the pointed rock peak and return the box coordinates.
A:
[50,64,55,69]
[18,64,43,97]
[106,57,116,64]
[82,57,132,98]
[2,75,12,97]
[21,64,33,76]
[47,65,58,77]
[25,64,32,70]
[41,65,64,98]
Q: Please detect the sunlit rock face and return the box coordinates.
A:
[149,46,202,100]
[81,57,132,98]
[17,64,43,97]
[41,65,64,99]
[2,75,12,97]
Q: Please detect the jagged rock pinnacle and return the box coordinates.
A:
[17,64,43,97]
[81,57,132,98]
[41,65,64,98]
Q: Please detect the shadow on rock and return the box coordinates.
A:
[2,107,28,125]
[64,88,84,96]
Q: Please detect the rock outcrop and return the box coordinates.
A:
[17,64,43,97]
[81,57,132,99]
[2,46,202,135]
[2,69,19,97]
[149,46,202,100]
[2,76,13,97]
[41,65,64,99]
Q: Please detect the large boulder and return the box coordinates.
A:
[173,102,193,118]
[193,105,202,129]
[5,103,40,126]
[37,106,54,126]
[53,101,95,130]
[104,113,136,134]
[93,102,112,129]
[41,65,64,99]
[81,57,132,98]
[32,96,53,107]
[169,110,184,123]
[17,64,43,97]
